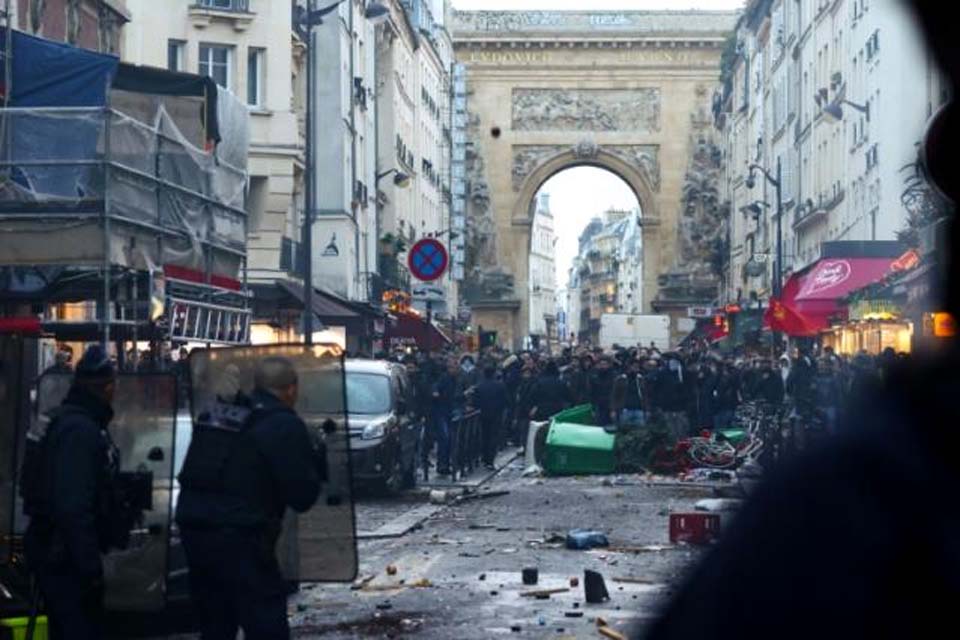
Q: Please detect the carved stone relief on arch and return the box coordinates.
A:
[512,88,661,132]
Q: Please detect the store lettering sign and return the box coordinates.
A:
[687,305,719,318]
[849,299,901,321]
[890,249,920,272]
[800,260,851,297]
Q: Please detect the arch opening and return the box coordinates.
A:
[525,164,645,350]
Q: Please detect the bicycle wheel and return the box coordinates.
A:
[688,439,737,469]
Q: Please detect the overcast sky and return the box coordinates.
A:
[539,168,639,288]
[452,0,744,10]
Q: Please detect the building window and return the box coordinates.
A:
[167,40,185,72]
[199,44,232,89]
[198,0,249,11]
[247,47,265,107]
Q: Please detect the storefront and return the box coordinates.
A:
[820,298,913,355]
[764,242,907,343]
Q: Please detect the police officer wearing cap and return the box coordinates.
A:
[176,355,322,639]
[23,344,119,640]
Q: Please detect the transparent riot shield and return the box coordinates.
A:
[28,373,178,612]
[188,344,357,582]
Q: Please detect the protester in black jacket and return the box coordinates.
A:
[713,363,740,429]
[589,357,616,426]
[530,361,572,422]
[756,361,786,405]
[473,366,509,468]
[514,365,538,448]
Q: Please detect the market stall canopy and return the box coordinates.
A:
[385,312,451,351]
[766,257,900,336]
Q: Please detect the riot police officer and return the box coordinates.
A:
[22,344,119,640]
[176,356,322,639]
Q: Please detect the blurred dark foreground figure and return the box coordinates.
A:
[642,2,960,638]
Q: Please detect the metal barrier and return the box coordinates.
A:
[418,408,483,483]
[450,409,482,481]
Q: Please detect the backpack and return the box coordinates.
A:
[19,405,88,519]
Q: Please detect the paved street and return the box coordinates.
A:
[147,454,715,640]
[285,460,711,639]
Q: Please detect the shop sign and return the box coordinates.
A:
[849,299,902,322]
[933,312,956,338]
[890,249,921,273]
[687,305,719,318]
[799,260,852,298]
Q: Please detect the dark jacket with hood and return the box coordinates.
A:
[25,385,115,580]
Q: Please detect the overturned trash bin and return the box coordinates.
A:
[543,406,616,476]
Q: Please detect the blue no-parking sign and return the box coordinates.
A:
[407,238,449,282]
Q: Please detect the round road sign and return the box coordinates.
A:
[408,238,449,282]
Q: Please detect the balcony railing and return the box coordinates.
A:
[793,188,845,231]
[194,0,250,12]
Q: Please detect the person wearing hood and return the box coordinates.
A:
[24,346,121,639]
[778,354,792,387]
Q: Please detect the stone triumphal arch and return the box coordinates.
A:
[453,10,737,348]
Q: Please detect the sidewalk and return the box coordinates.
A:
[419,446,522,490]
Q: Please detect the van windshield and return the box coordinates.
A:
[303,371,391,416]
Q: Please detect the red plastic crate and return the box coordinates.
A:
[669,512,721,545]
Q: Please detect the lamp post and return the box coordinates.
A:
[747,157,783,356]
[373,168,411,300]
[301,0,389,346]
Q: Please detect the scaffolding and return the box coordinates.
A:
[0,29,251,348]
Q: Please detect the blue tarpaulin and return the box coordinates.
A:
[0,29,119,107]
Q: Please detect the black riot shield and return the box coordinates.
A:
[27,373,178,612]
[187,344,357,582]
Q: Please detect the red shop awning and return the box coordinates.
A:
[385,313,452,351]
[765,257,897,336]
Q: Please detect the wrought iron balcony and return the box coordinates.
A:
[194,0,250,12]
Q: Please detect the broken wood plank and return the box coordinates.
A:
[519,587,571,598]
[612,577,658,585]
[457,490,511,503]
[607,544,675,554]
[598,626,627,640]
[350,574,376,590]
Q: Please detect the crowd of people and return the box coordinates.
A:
[392,339,911,475]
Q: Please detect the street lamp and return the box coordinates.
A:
[822,98,870,124]
[746,158,783,356]
[377,168,412,189]
[301,0,391,345]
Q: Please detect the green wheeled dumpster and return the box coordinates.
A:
[543,405,617,475]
